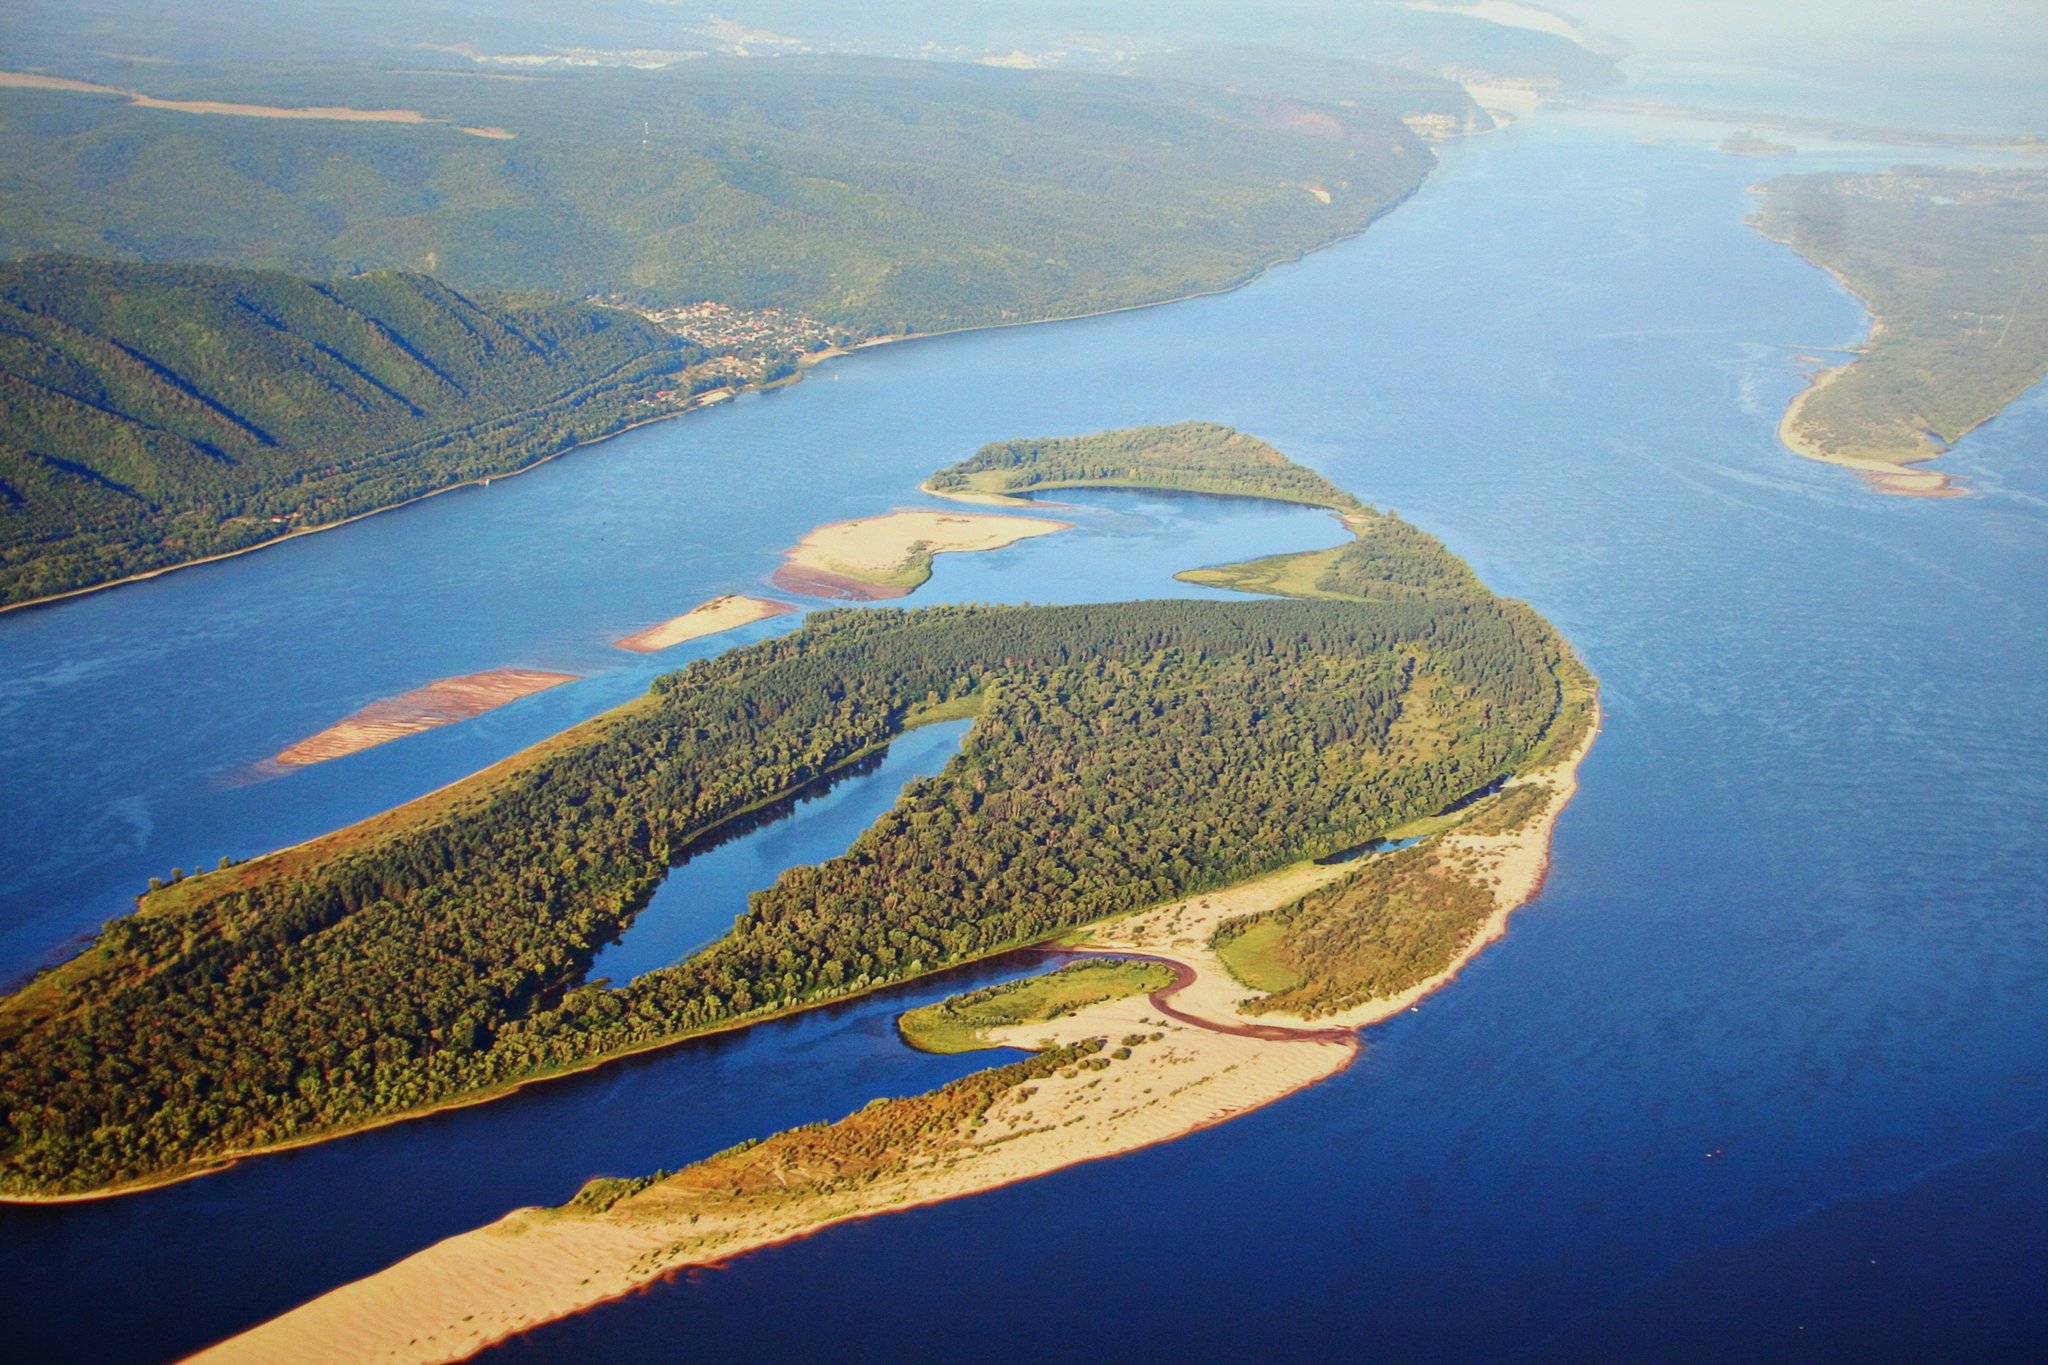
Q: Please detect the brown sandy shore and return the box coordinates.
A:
[612,595,793,653]
[770,510,1070,601]
[189,708,1596,1365]
[1777,361,1963,499]
[272,670,578,767]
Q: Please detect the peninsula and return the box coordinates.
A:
[0,425,1586,1207]
[272,671,579,768]
[770,511,1069,600]
[1753,168,2048,496]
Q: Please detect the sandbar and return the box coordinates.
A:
[613,595,794,653]
[192,697,1596,1365]
[770,510,1069,601]
[273,670,577,768]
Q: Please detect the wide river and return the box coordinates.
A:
[2,111,2044,1362]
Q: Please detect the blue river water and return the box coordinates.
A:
[1,109,2045,1363]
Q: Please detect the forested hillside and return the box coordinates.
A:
[0,510,1578,1195]
[0,56,1432,335]
[927,421,1363,508]
[0,256,699,606]
[1124,45,1491,133]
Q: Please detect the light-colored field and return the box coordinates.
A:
[191,701,1596,1365]
[1777,357,1963,498]
[0,71,514,138]
[613,595,794,653]
[771,510,1069,600]
[273,670,577,768]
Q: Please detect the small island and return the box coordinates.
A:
[613,595,795,653]
[1718,130,1796,157]
[923,420,1364,512]
[271,670,578,768]
[1753,168,2048,496]
[770,510,1069,599]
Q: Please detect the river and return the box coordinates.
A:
[1,109,2044,1362]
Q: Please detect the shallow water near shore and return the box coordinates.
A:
[3,111,2046,1363]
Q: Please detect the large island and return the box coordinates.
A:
[184,427,1595,1365]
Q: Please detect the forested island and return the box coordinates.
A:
[0,257,706,607]
[925,421,1363,509]
[187,433,1596,1365]
[1753,168,2048,495]
[0,424,1586,1200]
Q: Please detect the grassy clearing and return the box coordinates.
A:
[897,960,1174,1054]
[1177,546,1347,598]
[1212,919,1305,994]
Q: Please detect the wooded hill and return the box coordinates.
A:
[0,505,1577,1196]
[1,56,1433,336]
[0,255,699,606]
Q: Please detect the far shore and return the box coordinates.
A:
[188,700,1598,1365]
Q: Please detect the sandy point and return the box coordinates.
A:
[773,509,1070,600]
[273,670,577,767]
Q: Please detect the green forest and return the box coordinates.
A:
[0,56,1433,336]
[0,256,700,606]
[927,421,1364,509]
[1123,44,1491,132]
[0,490,1579,1195]
[1754,168,2048,465]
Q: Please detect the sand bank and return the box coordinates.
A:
[273,670,577,767]
[193,698,1597,1365]
[613,595,793,653]
[770,510,1069,600]
[0,71,513,137]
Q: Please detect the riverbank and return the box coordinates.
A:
[187,692,1597,1365]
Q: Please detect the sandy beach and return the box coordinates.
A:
[771,510,1069,600]
[191,695,1596,1365]
[612,595,793,653]
[272,670,577,767]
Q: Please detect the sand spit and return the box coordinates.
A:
[0,71,514,138]
[1776,363,1963,498]
[193,704,1596,1365]
[273,671,577,768]
[613,595,794,653]
[770,510,1069,601]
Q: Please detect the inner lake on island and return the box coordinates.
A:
[1,113,2043,1363]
